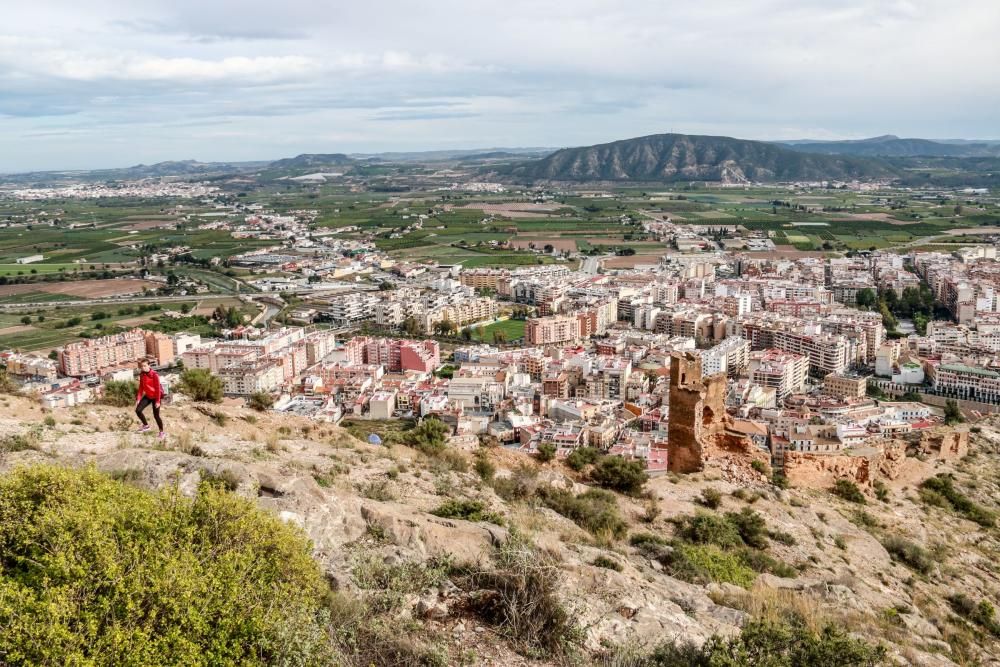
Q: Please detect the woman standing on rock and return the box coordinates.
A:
[135,358,165,439]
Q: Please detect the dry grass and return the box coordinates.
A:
[710,585,826,634]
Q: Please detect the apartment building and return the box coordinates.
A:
[344,337,440,373]
[3,352,57,381]
[218,359,285,395]
[459,268,508,291]
[144,332,175,366]
[701,336,750,377]
[771,328,854,377]
[748,349,808,400]
[59,329,148,377]
[823,373,869,400]
[526,314,580,345]
[928,362,1000,404]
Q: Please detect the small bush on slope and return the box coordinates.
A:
[644,614,886,666]
[0,465,331,666]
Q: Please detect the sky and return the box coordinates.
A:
[1,0,998,172]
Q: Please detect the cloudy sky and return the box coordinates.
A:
[1,0,998,171]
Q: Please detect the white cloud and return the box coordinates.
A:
[0,0,998,170]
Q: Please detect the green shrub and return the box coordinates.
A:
[473,451,496,481]
[831,479,866,504]
[431,499,504,525]
[177,368,223,403]
[662,543,756,588]
[726,507,769,549]
[351,553,451,614]
[675,512,743,549]
[536,486,627,540]
[535,442,556,463]
[674,508,769,550]
[698,487,723,509]
[919,474,995,527]
[772,473,789,489]
[0,465,331,666]
[881,535,933,574]
[590,455,648,496]
[629,531,669,548]
[735,547,797,578]
[101,379,138,407]
[873,480,890,502]
[768,529,797,546]
[750,459,768,474]
[246,391,274,412]
[565,446,600,471]
[405,418,450,456]
[646,615,886,666]
[592,555,623,572]
[948,593,1000,637]
[490,465,538,502]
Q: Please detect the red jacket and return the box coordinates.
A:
[137,369,163,403]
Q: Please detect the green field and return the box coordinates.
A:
[471,319,526,343]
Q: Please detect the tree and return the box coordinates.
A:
[590,456,648,496]
[101,379,138,407]
[180,303,192,314]
[177,368,223,403]
[0,465,332,666]
[247,391,275,412]
[879,302,897,332]
[19,316,30,325]
[944,399,964,425]
[406,418,450,455]
[855,288,877,310]
[535,443,557,463]
[433,319,456,337]
[378,281,396,291]
[402,316,422,336]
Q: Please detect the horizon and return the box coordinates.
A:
[7,132,1000,175]
[1,0,999,172]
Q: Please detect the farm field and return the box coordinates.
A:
[0,278,158,300]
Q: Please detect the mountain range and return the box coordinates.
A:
[777,135,1000,158]
[4,133,999,186]
[502,133,899,183]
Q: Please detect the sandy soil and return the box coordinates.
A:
[0,325,34,335]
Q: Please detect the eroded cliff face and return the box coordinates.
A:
[783,428,969,490]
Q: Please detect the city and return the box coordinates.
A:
[1,1,999,665]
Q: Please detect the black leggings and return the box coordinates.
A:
[136,396,163,431]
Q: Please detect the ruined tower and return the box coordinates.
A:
[667,351,727,473]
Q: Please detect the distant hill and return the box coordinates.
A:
[267,153,355,170]
[0,160,266,185]
[778,135,1000,158]
[503,133,898,183]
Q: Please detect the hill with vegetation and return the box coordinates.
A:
[1,390,999,665]
[501,133,899,184]
[780,135,1000,158]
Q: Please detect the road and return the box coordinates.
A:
[580,255,610,275]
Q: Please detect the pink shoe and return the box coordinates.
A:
[138,425,151,433]
[158,431,166,440]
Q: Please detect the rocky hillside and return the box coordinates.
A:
[502,134,898,184]
[2,393,1000,666]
